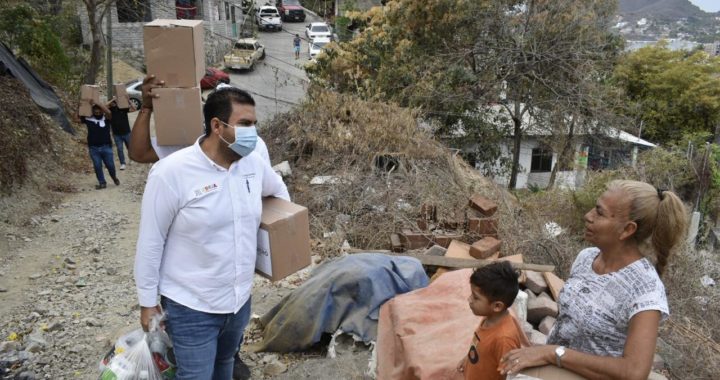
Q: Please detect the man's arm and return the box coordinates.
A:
[134,168,179,330]
[260,159,290,201]
[127,94,137,112]
[129,75,164,163]
[92,99,112,120]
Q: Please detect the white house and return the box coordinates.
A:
[78,0,247,63]
[458,104,657,190]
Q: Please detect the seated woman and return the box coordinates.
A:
[500,180,687,380]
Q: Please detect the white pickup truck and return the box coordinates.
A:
[224,38,266,70]
[255,6,283,31]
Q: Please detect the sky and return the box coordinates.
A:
[689,0,720,12]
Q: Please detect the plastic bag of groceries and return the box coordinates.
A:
[99,315,176,379]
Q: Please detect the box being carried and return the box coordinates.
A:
[112,83,130,109]
[256,197,311,282]
[143,19,205,88]
[152,87,203,146]
[78,85,100,117]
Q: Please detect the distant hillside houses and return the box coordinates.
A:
[705,41,720,56]
[625,38,701,51]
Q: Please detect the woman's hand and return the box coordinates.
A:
[499,345,555,375]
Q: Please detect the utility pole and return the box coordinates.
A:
[106,3,114,99]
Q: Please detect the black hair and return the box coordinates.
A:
[469,261,520,308]
[203,87,255,136]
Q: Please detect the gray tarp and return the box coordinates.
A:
[252,253,429,352]
[0,42,74,134]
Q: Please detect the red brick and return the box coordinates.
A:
[468,195,498,217]
[467,217,498,236]
[469,237,502,259]
[417,218,429,231]
[400,229,432,250]
[419,203,437,222]
[390,233,404,253]
[432,233,464,248]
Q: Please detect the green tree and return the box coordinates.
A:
[613,43,720,145]
[0,4,71,87]
[308,0,622,188]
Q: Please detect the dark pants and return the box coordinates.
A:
[88,144,116,185]
[113,133,131,165]
[161,296,252,380]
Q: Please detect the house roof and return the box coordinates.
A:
[482,104,657,147]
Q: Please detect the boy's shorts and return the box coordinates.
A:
[293,46,300,53]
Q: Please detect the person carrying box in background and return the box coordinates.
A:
[107,95,136,170]
[457,261,525,380]
[134,86,290,379]
[80,101,120,190]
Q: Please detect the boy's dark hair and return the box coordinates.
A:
[469,261,520,308]
[203,87,255,136]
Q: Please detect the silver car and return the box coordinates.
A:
[125,79,143,109]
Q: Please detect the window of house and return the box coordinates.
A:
[176,0,200,20]
[530,148,553,172]
[117,0,151,23]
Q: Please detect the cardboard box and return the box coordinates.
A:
[113,84,130,109]
[153,87,203,146]
[143,19,205,88]
[79,85,100,117]
[516,365,586,379]
[256,197,311,282]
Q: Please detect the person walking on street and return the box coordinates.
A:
[134,84,290,379]
[81,101,120,189]
[108,95,136,170]
[293,34,301,59]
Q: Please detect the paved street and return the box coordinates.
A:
[227,6,324,124]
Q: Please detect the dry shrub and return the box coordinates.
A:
[504,168,720,379]
[659,246,720,379]
[263,89,500,257]
[0,76,87,224]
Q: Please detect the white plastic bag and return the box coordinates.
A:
[99,314,172,380]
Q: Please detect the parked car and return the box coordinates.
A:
[308,37,330,60]
[125,79,143,109]
[305,22,332,40]
[256,6,283,31]
[200,67,230,90]
[224,38,266,70]
[276,0,305,22]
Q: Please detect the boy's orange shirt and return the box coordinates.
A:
[463,313,523,380]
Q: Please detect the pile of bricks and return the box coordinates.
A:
[390,194,501,258]
[514,270,565,344]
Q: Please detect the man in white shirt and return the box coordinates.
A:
[134,87,289,379]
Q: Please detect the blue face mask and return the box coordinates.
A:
[219,122,257,157]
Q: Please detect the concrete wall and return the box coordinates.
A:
[491,138,585,190]
[79,0,237,66]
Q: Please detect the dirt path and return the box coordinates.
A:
[0,152,370,379]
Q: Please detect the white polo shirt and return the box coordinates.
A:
[151,136,271,165]
[134,138,290,314]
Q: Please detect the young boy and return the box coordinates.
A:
[459,261,523,380]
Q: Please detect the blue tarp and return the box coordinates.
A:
[252,253,429,352]
[0,42,74,135]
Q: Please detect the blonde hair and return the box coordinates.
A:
[606,180,688,276]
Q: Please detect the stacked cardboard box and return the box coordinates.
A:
[112,83,130,109]
[78,85,100,117]
[143,19,205,146]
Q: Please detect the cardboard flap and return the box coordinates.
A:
[261,197,308,227]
